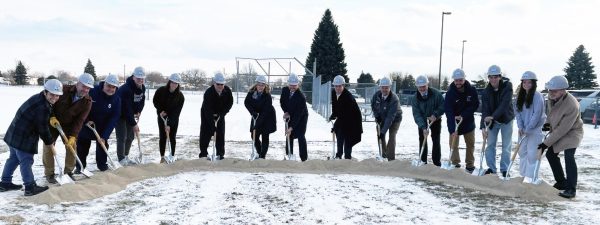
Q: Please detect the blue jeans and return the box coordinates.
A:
[485,120,513,173]
[1,146,35,186]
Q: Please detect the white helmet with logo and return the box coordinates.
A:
[169,73,183,83]
[255,75,267,84]
[379,77,392,87]
[452,68,466,80]
[44,79,63,95]
[415,75,429,87]
[104,74,120,87]
[288,73,300,85]
[133,66,146,78]
[487,65,502,76]
[332,75,345,86]
[79,73,95,88]
[545,75,569,90]
[521,71,537,80]
[213,72,226,84]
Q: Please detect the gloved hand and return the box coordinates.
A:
[375,117,382,125]
[542,123,551,132]
[537,143,548,151]
[49,116,60,128]
[328,115,336,122]
[213,114,219,120]
[251,111,258,118]
[67,136,77,150]
[331,128,334,133]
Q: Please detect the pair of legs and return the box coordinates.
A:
[335,129,353,159]
[546,147,577,191]
[199,118,225,158]
[518,132,543,178]
[42,134,76,177]
[115,118,135,161]
[76,137,110,171]
[418,119,441,166]
[485,120,513,173]
[285,134,308,161]
[158,117,178,157]
[253,131,270,158]
[449,130,475,168]
[380,122,400,160]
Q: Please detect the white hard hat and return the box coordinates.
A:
[521,71,537,81]
[79,73,95,88]
[452,68,466,80]
[255,75,267,84]
[332,75,345,86]
[487,65,502,76]
[545,75,569,90]
[44,79,63,95]
[213,72,225,84]
[415,75,429,87]
[169,73,182,83]
[104,74,120,87]
[379,77,392,87]
[288,73,300,85]
[133,66,146,78]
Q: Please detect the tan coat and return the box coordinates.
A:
[543,93,583,153]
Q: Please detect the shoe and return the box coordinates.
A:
[127,157,138,165]
[24,183,49,196]
[553,181,567,190]
[0,182,23,192]
[465,167,475,173]
[73,168,81,174]
[484,168,494,175]
[454,164,461,168]
[66,172,75,180]
[46,175,58,184]
[160,157,166,163]
[558,189,576,199]
[501,171,509,178]
[119,158,129,166]
[523,177,533,184]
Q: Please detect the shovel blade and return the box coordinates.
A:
[375,156,387,162]
[81,169,94,178]
[411,159,425,167]
[471,168,486,176]
[165,155,176,164]
[57,174,74,185]
[441,161,453,170]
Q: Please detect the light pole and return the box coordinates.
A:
[461,40,467,70]
[438,11,451,89]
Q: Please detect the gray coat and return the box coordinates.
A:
[371,90,402,135]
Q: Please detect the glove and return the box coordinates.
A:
[67,136,77,150]
[251,111,258,118]
[213,114,219,120]
[328,115,336,122]
[331,128,334,133]
[542,123,551,132]
[49,116,60,128]
[375,117,382,125]
[538,143,548,151]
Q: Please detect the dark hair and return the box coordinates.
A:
[516,80,537,111]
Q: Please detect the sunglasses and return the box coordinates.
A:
[216,83,224,86]
[488,75,501,79]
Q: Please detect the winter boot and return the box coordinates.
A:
[559,189,576,199]
[24,183,49,196]
[484,168,494,175]
[553,181,567,190]
[46,175,58,184]
[160,157,166,164]
[0,182,23,192]
[501,171,509,178]
[465,167,475,173]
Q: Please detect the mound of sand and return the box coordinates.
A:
[28,158,564,204]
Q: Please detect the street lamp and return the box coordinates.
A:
[461,40,467,70]
[438,11,451,89]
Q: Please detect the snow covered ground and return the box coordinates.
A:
[0,85,599,224]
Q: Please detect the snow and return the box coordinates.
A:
[1,85,599,224]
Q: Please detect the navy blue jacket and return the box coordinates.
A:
[78,82,122,140]
[280,87,308,137]
[244,89,277,134]
[444,81,479,134]
[117,75,145,126]
[331,88,363,146]
[4,92,54,154]
[200,85,233,133]
[153,81,185,127]
[371,90,402,134]
[481,77,515,128]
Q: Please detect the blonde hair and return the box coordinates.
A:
[249,83,271,94]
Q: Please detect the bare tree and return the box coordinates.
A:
[146,71,166,87]
[181,69,207,90]
[55,70,75,83]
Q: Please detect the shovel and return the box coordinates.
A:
[503,135,527,181]
[249,114,259,161]
[328,119,336,160]
[531,131,551,185]
[442,118,463,170]
[86,123,121,170]
[375,123,386,162]
[412,119,434,167]
[55,124,94,178]
[50,146,74,185]
[284,119,296,161]
[132,132,144,164]
[472,121,492,176]
[160,117,175,164]
[209,116,221,162]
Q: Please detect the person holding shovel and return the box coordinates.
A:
[75,74,121,171]
[115,66,146,165]
[514,71,546,183]
[280,73,309,161]
[43,73,94,184]
[371,77,402,161]
[153,73,185,163]
[199,72,233,160]
[539,75,583,199]
[411,75,444,166]
[329,75,362,160]
[444,69,479,172]
[244,75,277,159]
[0,79,62,196]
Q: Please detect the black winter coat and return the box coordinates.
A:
[117,75,145,126]
[244,90,277,134]
[4,92,54,154]
[200,85,233,133]
[153,81,185,127]
[331,88,363,146]
[280,87,308,137]
[78,82,121,140]
[481,77,515,127]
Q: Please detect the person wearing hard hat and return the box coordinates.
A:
[76,74,122,171]
[199,72,233,160]
[539,75,583,199]
[444,69,479,172]
[43,73,94,183]
[244,75,277,159]
[153,73,185,163]
[481,65,515,178]
[514,71,546,183]
[371,77,402,160]
[280,73,309,161]
[115,66,146,165]
[329,75,363,159]
[411,75,445,166]
[0,79,62,196]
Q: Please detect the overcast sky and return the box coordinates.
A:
[1,0,599,84]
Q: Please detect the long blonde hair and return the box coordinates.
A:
[249,83,271,94]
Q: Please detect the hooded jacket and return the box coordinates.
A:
[444,80,479,134]
[481,77,515,128]
[153,80,185,127]
[77,82,121,140]
[117,75,145,126]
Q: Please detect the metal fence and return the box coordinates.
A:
[311,74,332,119]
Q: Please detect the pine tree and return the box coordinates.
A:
[14,61,29,85]
[302,9,348,103]
[84,58,97,80]
[400,74,416,90]
[564,45,597,89]
[357,72,374,88]
[441,76,449,90]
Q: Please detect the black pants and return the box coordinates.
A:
[158,117,178,157]
[335,129,352,159]
[199,118,225,158]
[76,137,109,171]
[546,147,578,190]
[253,131,269,158]
[417,119,442,166]
[115,119,134,161]
[285,134,307,161]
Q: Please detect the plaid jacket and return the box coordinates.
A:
[4,92,54,154]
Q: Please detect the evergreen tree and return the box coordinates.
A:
[441,76,449,90]
[84,58,97,80]
[564,45,597,89]
[302,9,348,103]
[357,72,374,88]
[14,61,29,85]
[400,74,416,90]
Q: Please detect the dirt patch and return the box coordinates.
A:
[0,215,25,225]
